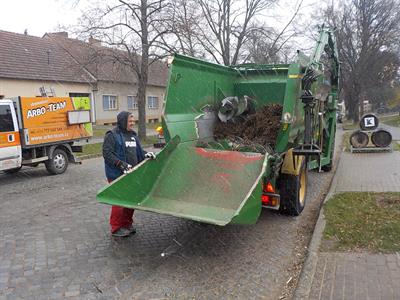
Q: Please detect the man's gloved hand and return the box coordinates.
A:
[117,161,132,173]
[145,152,156,159]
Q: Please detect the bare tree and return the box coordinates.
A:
[329,0,400,121]
[244,0,305,64]
[77,0,170,139]
[164,0,278,65]
[245,27,281,64]
[164,0,310,65]
[156,0,204,57]
[201,0,280,65]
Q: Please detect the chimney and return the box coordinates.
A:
[52,32,68,38]
[89,37,102,47]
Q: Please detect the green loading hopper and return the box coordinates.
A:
[97,136,267,225]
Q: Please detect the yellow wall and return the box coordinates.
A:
[0,78,92,98]
[0,78,166,125]
[94,81,165,124]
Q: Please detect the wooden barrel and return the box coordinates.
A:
[371,129,392,147]
[359,113,379,131]
[350,130,369,148]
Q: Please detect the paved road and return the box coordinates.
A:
[0,145,337,299]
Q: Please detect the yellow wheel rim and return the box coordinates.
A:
[299,166,307,206]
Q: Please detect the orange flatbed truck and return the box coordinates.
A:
[0,96,93,175]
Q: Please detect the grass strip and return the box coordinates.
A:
[77,143,103,157]
[342,132,351,151]
[342,120,359,131]
[77,136,160,158]
[93,128,109,138]
[323,192,400,253]
[379,115,400,127]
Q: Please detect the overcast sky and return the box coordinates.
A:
[0,0,322,38]
[0,0,86,37]
[0,0,318,36]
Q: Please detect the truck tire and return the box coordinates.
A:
[45,148,68,175]
[278,160,307,216]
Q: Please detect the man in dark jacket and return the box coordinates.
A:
[103,111,155,237]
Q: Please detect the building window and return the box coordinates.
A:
[148,96,159,109]
[103,95,117,110]
[127,96,138,110]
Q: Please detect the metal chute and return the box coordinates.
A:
[218,95,254,122]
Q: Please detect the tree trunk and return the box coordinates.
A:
[347,86,360,123]
[137,73,147,140]
[138,0,149,140]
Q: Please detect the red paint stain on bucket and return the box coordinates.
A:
[195,148,263,164]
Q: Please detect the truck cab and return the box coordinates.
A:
[0,96,93,175]
[0,99,22,172]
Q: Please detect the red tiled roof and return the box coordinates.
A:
[0,30,94,83]
[45,33,168,87]
[0,30,168,87]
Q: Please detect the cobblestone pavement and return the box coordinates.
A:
[0,150,334,299]
[309,253,400,300]
[306,151,400,300]
[335,152,400,193]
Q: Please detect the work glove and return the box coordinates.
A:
[117,161,132,173]
[145,152,156,159]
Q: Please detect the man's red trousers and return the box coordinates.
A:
[107,179,135,233]
[110,206,135,233]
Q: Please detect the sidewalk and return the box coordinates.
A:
[295,150,400,299]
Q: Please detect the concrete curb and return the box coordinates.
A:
[77,153,103,160]
[293,134,343,299]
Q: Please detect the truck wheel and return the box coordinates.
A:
[45,149,68,175]
[278,160,307,216]
[3,166,22,174]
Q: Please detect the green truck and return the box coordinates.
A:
[97,27,340,226]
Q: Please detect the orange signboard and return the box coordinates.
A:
[0,132,20,148]
[20,97,93,146]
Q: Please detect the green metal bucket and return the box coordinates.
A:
[97,136,266,225]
